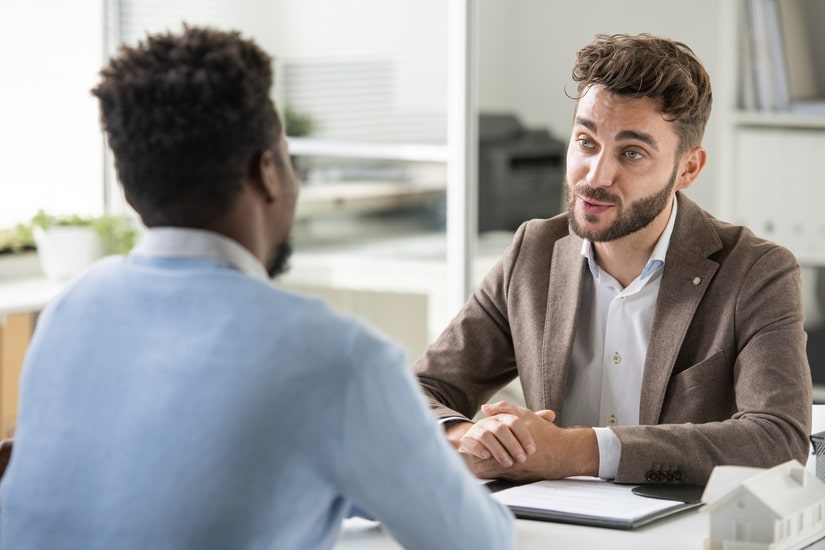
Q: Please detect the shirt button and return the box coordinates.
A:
[612,352,622,364]
[608,415,618,426]
[618,296,627,303]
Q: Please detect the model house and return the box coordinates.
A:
[703,460,825,550]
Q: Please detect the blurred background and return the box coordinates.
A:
[1,1,824,417]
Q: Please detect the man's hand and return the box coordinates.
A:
[457,401,599,482]
[457,401,547,467]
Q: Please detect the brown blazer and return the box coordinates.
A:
[413,192,812,484]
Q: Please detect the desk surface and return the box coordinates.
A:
[335,507,825,550]
[336,509,709,549]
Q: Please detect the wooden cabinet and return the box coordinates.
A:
[0,313,34,439]
[0,263,62,438]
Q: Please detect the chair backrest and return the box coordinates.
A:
[0,439,13,480]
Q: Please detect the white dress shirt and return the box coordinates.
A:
[564,196,678,479]
[132,227,269,281]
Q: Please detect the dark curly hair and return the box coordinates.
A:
[571,33,712,154]
[92,25,282,227]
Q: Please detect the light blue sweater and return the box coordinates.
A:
[0,229,514,550]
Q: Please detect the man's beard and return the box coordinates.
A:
[267,240,293,278]
[565,164,678,242]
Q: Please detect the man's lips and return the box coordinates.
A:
[578,196,614,214]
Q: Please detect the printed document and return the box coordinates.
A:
[492,477,700,529]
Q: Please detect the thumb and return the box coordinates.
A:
[480,400,519,417]
[535,409,557,423]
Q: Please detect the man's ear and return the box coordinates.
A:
[675,146,707,191]
[254,150,279,204]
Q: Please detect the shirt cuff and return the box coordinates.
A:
[439,416,471,425]
[593,427,620,480]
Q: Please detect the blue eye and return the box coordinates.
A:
[577,138,595,149]
[625,150,644,160]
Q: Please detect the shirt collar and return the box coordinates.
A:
[130,227,269,282]
[580,194,679,280]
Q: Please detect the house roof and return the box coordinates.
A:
[702,460,825,517]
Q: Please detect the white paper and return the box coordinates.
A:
[493,477,680,521]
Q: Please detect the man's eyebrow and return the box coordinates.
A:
[574,117,596,132]
[616,129,659,151]
[574,118,659,152]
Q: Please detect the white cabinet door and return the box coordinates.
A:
[735,128,825,263]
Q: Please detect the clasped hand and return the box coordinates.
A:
[452,401,598,482]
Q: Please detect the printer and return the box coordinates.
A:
[478,113,566,232]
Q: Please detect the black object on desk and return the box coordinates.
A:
[631,483,705,505]
[811,431,825,482]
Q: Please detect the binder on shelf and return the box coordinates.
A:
[741,0,824,114]
[762,0,789,111]
[776,0,825,114]
[776,0,817,103]
[737,0,757,111]
[744,0,778,111]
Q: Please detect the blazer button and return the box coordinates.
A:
[673,471,685,482]
[646,470,658,482]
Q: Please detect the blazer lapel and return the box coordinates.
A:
[542,232,587,417]
[638,193,723,424]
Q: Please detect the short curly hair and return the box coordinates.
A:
[571,33,712,154]
[92,25,282,227]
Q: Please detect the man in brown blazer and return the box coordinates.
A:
[413,33,812,485]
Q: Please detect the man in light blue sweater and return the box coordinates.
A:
[0,26,515,549]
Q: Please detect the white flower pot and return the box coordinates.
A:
[32,225,104,281]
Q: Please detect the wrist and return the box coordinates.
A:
[571,427,600,477]
[444,419,473,450]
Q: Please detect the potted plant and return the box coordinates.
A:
[0,223,40,281]
[31,210,140,281]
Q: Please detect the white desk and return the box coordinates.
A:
[335,405,825,549]
[335,509,711,549]
[336,506,825,550]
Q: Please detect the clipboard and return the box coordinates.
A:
[488,477,704,530]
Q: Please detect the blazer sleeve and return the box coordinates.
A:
[411,224,528,421]
[611,245,812,485]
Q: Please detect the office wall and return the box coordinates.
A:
[477,0,728,216]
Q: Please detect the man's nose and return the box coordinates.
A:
[585,152,616,188]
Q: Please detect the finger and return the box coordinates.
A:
[504,417,536,456]
[468,419,530,466]
[480,401,522,417]
[461,431,514,466]
[536,409,557,423]
[470,457,508,480]
[458,432,492,460]
[480,404,537,456]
